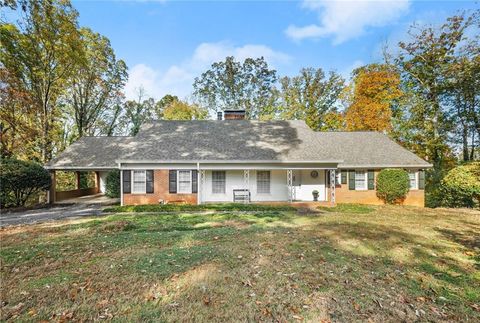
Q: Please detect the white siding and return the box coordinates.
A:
[201,169,327,203]
[292,170,327,201]
[201,170,288,202]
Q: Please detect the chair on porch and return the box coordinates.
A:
[233,189,250,203]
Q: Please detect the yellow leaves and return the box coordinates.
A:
[345,64,403,132]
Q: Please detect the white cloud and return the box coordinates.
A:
[286,0,411,44]
[124,41,290,100]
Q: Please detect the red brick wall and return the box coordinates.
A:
[123,170,197,205]
[330,170,425,207]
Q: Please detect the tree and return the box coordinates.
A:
[0,158,51,207]
[0,68,38,159]
[0,0,83,162]
[154,94,179,119]
[345,64,402,132]
[121,87,155,136]
[65,27,128,138]
[193,56,278,119]
[279,68,345,130]
[163,100,208,120]
[445,37,480,161]
[395,12,476,167]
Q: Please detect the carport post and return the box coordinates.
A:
[94,171,100,193]
[75,171,81,189]
[48,170,56,204]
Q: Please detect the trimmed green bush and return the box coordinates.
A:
[440,162,480,208]
[105,170,120,198]
[0,158,51,207]
[376,169,410,204]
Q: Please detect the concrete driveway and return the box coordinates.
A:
[1,194,119,227]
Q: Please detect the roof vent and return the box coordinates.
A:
[223,110,246,120]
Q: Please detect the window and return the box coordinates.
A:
[177,170,192,194]
[257,171,271,194]
[409,171,417,189]
[355,170,366,190]
[132,170,146,194]
[212,171,226,194]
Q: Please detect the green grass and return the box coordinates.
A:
[318,203,375,214]
[1,205,479,322]
[104,202,296,213]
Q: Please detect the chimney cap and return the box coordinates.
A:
[223,109,246,120]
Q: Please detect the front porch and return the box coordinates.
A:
[197,168,338,205]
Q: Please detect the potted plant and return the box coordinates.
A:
[312,190,319,201]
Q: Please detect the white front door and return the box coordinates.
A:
[293,170,326,201]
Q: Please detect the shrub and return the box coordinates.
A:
[440,162,480,208]
[376,169,410,204]
[105,170,120,198]
[0,158,51,207]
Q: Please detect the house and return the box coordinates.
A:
[47,111,432,207]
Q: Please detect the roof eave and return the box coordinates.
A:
[116,159,344,164]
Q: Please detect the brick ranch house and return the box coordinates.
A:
[47,110,432,207]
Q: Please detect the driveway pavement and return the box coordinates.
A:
[0,194,119,227]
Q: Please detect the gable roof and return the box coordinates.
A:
[120,120,341,163]
[47,120,431,169]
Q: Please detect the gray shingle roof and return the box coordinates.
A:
[48,120,431,169]
[121,120,341,162]
[313,132,431,168]
[47,136,133,169]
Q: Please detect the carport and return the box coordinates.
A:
[45,136,132,204]
[47,169,112,204]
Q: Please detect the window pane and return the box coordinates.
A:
[409,172,416,189]
[257,171,270,194]
[132,170,146,193]
[355,171,366,190]
[178,170,191,193]
[212,171,226,194]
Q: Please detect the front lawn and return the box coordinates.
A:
[1,205,479,321]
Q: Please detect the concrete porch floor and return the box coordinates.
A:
[56,193,119,205]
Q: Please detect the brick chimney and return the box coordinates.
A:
[223,110,246,120]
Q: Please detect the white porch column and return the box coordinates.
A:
[287,169,293,203]
[120,168,124,206]
[200,170,206,205]
[330,169,336,206]
[243,170,250,204]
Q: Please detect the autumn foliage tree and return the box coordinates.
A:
[345,64,402,132]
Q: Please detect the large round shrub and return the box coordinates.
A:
[0,158,51,207]
[105,170,120,198]
[440,162,480,208]
[376,169,410,204]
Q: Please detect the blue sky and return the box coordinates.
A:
[71,0,478,100]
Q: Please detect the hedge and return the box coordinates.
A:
[440,162,480,208]
[376,169,410,204]
[105,170,120,198]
